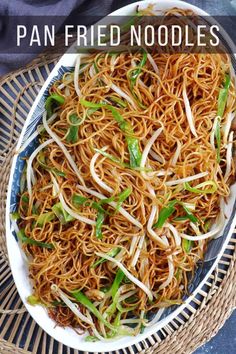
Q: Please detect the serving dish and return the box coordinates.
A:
[5,0,236,351]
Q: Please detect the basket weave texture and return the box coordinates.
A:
[0,52,235,354]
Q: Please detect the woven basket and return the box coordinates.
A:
[0,51,235,354]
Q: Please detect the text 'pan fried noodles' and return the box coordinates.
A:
[13,7,236,341]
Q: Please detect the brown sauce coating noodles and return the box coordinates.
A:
[17,7,235,339]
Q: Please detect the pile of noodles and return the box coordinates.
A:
[14,7,236,340]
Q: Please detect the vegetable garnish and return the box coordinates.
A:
[45,94,65,117]
[154,200,199,228]
[217,75,230,117]
[80,99,142,168]
[85,336,98,342]
[128,50,148,108]
[184,181,217,194]
[52,202,74,224]
[73,188,131,238]
[91,247,120,268]
[181,205,199,223]
[27,295,42,306]
[37,152,66,177]
[17,229,54,249]
[108,96,127,108]
[153,200,178,228]
[71,291,115,330]
[215,74,230,162]
[95,251,153,301]
[66,113,81,143]
[95,210,105,239]
[98,187,132,212]
[110,269,125,300]
[129,50,148,89]
[21,195,29,204]
[36,212,55,227]
[93,148,128,168]
[182,239,193,253]
[10,212,20,221]
[215,117,221,163]
[72,194,107,214]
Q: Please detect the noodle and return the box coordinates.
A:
[14,7,235,341]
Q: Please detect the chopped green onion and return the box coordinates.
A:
[182,205,199,223]
[36,212,55,227]
[93,61,99,74]
[110,269,125,300]
[53,170,66,177]
[153,200,178,228]
[11,212,20,221]
[108,96,127,108]
[87,107,99,116]
[91,247,120,268]
[215,117,221,163]
[94,149,152,172]
[108,312,122,338]
[71,290,115,330]
[215,74,230,163]
[114,188,131,211]
[37,153,66,177]
[52,202,74,224]
[154,200,199,227]
[80,99,142,168]
[22,195,29,204]
[140,313,147,334]
[174,216,191,221]
[175,268,182,280]
[129,50,148,88]
[181,202,195,211]
[45,93,65,117]
[184,181,217,194]
[217,74,230,117]
[98,188,132,211]
[72,193,107,213]
[182,239,193,253]
[94,148,128,167]
[66,113,81,144]
[128,50,148,109]
[27,295,41,306]
[95,210,105,239]
[126,135,142,169]
[85,336,98,342]
[17,229,54,249]
[32,204,38,215]
[72,194,88,206]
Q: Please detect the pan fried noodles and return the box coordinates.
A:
[13,8,235,341]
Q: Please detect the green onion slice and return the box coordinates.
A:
[184,181,217,194]
[45,93,65,117]
[80,99,142,168]
[17,229,54,249]
[52,202,74,224]
[91,247,120,268]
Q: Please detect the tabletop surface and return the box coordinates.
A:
[194,310,236,354]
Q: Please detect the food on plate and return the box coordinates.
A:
[12,7,235,341]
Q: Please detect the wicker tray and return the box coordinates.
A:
[0,52,235,354]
